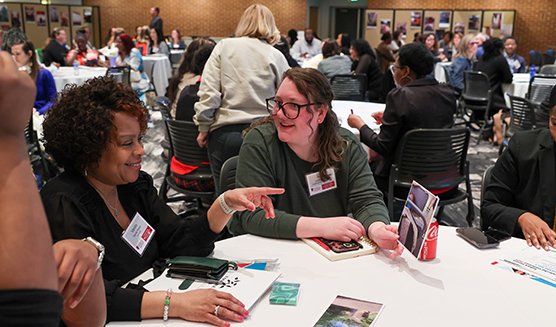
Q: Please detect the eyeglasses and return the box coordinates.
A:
[389,64,404,75]
[266,97,316,120]
[469,41,479,46]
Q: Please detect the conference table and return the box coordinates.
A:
[108,227,553,327]
[143,54,173,96]
[332,99,384,135]
[51,66,107,93]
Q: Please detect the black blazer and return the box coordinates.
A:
[43,39,68,67]
[482,129,555,238]
[359,78,456,178]
[475,55,513,111]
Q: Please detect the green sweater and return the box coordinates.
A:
[228,123,390,239]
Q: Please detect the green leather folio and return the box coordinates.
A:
[168,256,230,280]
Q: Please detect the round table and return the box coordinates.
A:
[51,66,108,93]
[143,55,173,96]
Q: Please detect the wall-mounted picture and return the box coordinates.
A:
[11,11,21,28]
[367,12,377,29]
[36,10,46,27]
[72,11,82,26]
[468,15,480,31]
[24,6,35,22]
[396,22,407,35]
[439,11,450,28]
[0,6,9,23]
[84,8,92,23]
[380,19,391,34]
[60,12,69,27]
[454,22,465,34]
[492,13,502,29]
[50,7,59,23]
[424,16,435,32]
[410,11,421,28]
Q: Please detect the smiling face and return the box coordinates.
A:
[504,38,517,56]
[272,78,327,152]
[149,29,158,43]
[425,34,435,49]
[88,112,144,186]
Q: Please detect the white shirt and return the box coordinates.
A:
[290,38,322,60]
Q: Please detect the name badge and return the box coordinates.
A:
[121,212,155,256]
[306,168,337,197]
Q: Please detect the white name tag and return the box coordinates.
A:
[121,212,155,256]
[306,168,337,197]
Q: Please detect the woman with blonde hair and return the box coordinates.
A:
[448,33,479,95]
[194,4,289,194]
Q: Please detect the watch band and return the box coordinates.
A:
[218,193,237,216]
[83,237,105,270]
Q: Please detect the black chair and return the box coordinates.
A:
[539,64,556,75]
[330,74,367,101]
[105,66,131,85]
[542,51,555,68]
[154,96,172,162]
[442,64,452,86]
[159,119,214,207]
[146,61,158,96]
[387,128,474,226]
[526,74,556,109]
[461,71,492,144]
[499,95,536,155]
[480,165,494,231]
[169,51,184,73]
[220,156,238,194]
[24,118,51,187]
[529,50,543,68]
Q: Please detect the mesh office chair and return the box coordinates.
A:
[159,119,214,207]
[480,165,494,232]
[526,74,556,109]
[220,156,239,194]
[387,128,474,226]
[24,118,51,187]
[499,95,536,155]
[330,74,367,101]
[539,64,556,75]
[154,96,172,162]
[461,71,492,144]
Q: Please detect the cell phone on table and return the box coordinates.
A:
[456,227,510,249]
[318,238,362,253]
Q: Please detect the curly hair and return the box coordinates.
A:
[42,76,148,174]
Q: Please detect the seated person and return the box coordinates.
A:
[11,40,57,115]
[317,40,352,80]
[66,32,100,67]
[0,52,105,327]
[41,76,284,324]
[228,67,403,256]
[350,39,383,102]
[290,28,321,60]
[347,43,456,194]
[43,28,69,67]
[115,34,150,97]
[449,33,478,96]
[147,28,170,56]
[482,87,556,250]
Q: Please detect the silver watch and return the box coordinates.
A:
[83,237,105,270]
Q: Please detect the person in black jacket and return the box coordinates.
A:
[41,76,283,325]
[43,27,69,66]
[347,42,456,194]
[350,39,383,102]
[482,87,556,250]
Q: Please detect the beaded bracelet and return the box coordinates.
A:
[163,289,173,321]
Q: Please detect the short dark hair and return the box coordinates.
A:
[154,7,160,14]
[481,38,504,61]
[381,32,392,42]
[43,77,148,173]
[503,36,517,44]
[398,42,434,78]
[321,40,339,59]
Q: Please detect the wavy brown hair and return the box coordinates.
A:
[247,68,345,180]
[43,76,148,174]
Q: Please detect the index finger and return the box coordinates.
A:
[250,187,285,196]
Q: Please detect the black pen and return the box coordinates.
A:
[350,109,354,114]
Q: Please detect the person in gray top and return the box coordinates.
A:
[317,40,352,80]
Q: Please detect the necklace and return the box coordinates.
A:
[90,183,119,219]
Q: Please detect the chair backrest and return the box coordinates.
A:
[165,119,211,173]
[529,50,543,67]
[391,128,470,190]
[527,74,556,105]
[480,165,494,231]
[220,156,238,193]
[507,94,536,133]
[154,96,172,121]
[442,65,452,85]
[542,52,555,68]
[106,66,131,85]
[170,51,184,68]
[330,74,367,101]
[539,64,556,75]
[463,71,491,100]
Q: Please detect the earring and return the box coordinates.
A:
[83,169,88,176]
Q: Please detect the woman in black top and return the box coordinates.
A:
[350,39,384,102]
[41,76,283,325]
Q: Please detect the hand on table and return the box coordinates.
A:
[224,187,285,218]
[53,239,100,308]
[316,217,366,242]
[173,289,248,327]
[347,114,365,130]
[369,222,403,258]
[518,212,556,250]
[197,131,208,148]
[0,52,36,138]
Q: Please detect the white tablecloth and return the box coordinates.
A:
[502,73,530,107]
[143,55,172,96]
[332,99,384,135]
[51,66,107,93]
[434,62,452,83]
[109,229,554,327]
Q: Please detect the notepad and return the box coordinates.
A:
[302,237,377,261]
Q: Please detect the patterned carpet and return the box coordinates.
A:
[142,109,499,228]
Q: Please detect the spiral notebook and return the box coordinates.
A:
[303,237,377,261]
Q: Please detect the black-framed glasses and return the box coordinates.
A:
[266,97,316,120]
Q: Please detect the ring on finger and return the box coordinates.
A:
[214,304,220,317]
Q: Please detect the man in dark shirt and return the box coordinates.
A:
[149,7,163,37]
[43,28,69,67]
